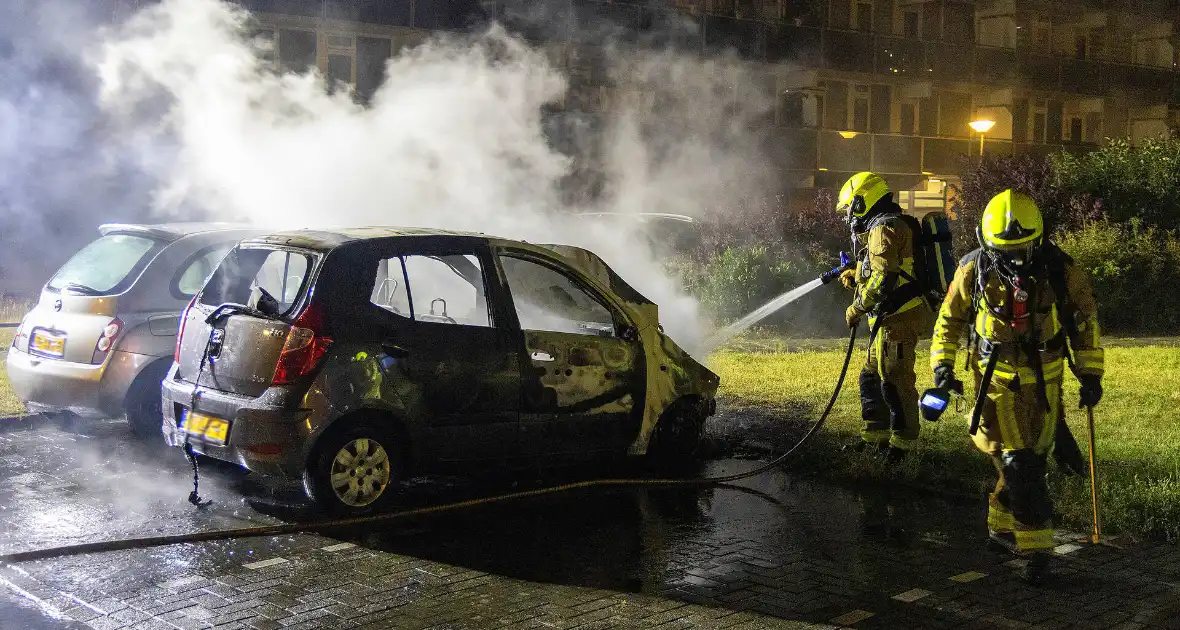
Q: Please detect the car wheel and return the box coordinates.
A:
[126,363,170,440]
[304,422,402,516]
[647,399,706,469]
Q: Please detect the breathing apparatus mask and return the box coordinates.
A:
[976,225,1045,334]
[842,195,873,235]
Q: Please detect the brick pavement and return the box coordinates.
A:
[4,417,1180,629]
[6,512,1180,629]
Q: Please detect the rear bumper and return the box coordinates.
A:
[160,374,312,478]
[4,347,153,417]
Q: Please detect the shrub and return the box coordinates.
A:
[1057,219,1180,335]
[669,245,849,338]
[1052,136,1180,232]
[949,153,1080,255]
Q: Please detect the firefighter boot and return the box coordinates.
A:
[885,445,908,465]
[987,531,1017,554]
[1020,553,1051,586]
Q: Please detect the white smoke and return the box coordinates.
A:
[85,0,783,351]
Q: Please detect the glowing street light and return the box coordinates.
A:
[839,130,858,139]
[970,119,996,156]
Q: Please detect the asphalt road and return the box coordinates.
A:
[2,414,1180,629]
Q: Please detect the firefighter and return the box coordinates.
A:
[837,172,933,464]
[929,190,1104,585]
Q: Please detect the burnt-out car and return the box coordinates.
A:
[162,228,719,514]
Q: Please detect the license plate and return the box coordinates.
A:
[29,330,66,359]
[181,410,231,445]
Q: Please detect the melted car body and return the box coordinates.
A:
[161,228,719,514]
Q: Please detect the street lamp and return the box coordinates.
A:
[969,119,996,156]
[839,130,858,139]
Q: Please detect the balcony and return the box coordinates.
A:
[766,24,822,65]
[823,33,875,72]
[769,128,1080,178]
[703,15,765,58]
[974,46,1019,85]
[876,37,926,77]
[1060,59,1104,96]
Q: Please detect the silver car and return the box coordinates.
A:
[6,223,262,435]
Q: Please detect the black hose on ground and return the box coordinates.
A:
[0,328,860,565]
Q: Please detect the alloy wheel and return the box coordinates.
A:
[329,438,391,507]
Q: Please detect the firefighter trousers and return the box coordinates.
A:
[970,352,1063,553]
[859,329,920,451]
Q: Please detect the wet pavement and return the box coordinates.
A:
[2,413,1180,629]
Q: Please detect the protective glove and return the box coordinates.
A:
[933,364,956,390]
[1079,374,1103,408]
[839,269,857,290]
[845,305,863,329]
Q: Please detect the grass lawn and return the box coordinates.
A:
[710,336,1180,541]
[0,328,24,417]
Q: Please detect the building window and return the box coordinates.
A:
[903,11,919,38]
[778,88,821,127]
[251,29,278,71]
[938,91,971,137]
[851,85,871,132]
[278,29,317,74]
[1032,100,1048,143]
[327,55,353,94]
[854,2,873,32]
[900,102,917,135]
[356,37,391,105]
[830,0,851,30]
[1032,23,1051,53]
[1085,113,1102,144]
[708,0,735,15]
[779,91,804,126]
[943,3,973,43]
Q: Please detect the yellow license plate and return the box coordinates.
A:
[183,412,230,445]
[31,332,66,358]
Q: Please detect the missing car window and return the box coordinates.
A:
[499,255,615,337]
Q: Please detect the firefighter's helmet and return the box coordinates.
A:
[837,172,890,222]
[977,189,1044,267]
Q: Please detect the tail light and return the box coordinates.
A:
[175,296,197,363]
[12,316,27,348]
[91,317,125,365]
[272,302,332,385]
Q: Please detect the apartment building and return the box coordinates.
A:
[114,0,1180,207]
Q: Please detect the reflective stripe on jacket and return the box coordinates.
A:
[930,253,1104,378]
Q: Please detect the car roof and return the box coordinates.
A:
[99,222,257,241]
[239,226,499,251]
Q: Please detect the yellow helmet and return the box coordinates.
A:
[978,190,1044,266]
[837,172,890,220]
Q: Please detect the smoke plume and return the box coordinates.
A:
[8,0,788,350]
[0,1,158,294]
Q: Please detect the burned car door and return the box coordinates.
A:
[364,240,521,462]
[495,251,645,458]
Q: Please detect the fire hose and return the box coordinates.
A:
[0,329,860,565]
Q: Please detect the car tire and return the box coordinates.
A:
[647,398,706,469]
[304,420,403,516]
[126,362,171,440]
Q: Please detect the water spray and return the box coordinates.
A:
[696,251,855,355]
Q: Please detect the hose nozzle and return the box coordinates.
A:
[820,251,854,285]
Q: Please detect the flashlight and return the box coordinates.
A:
[919,379,963,422]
